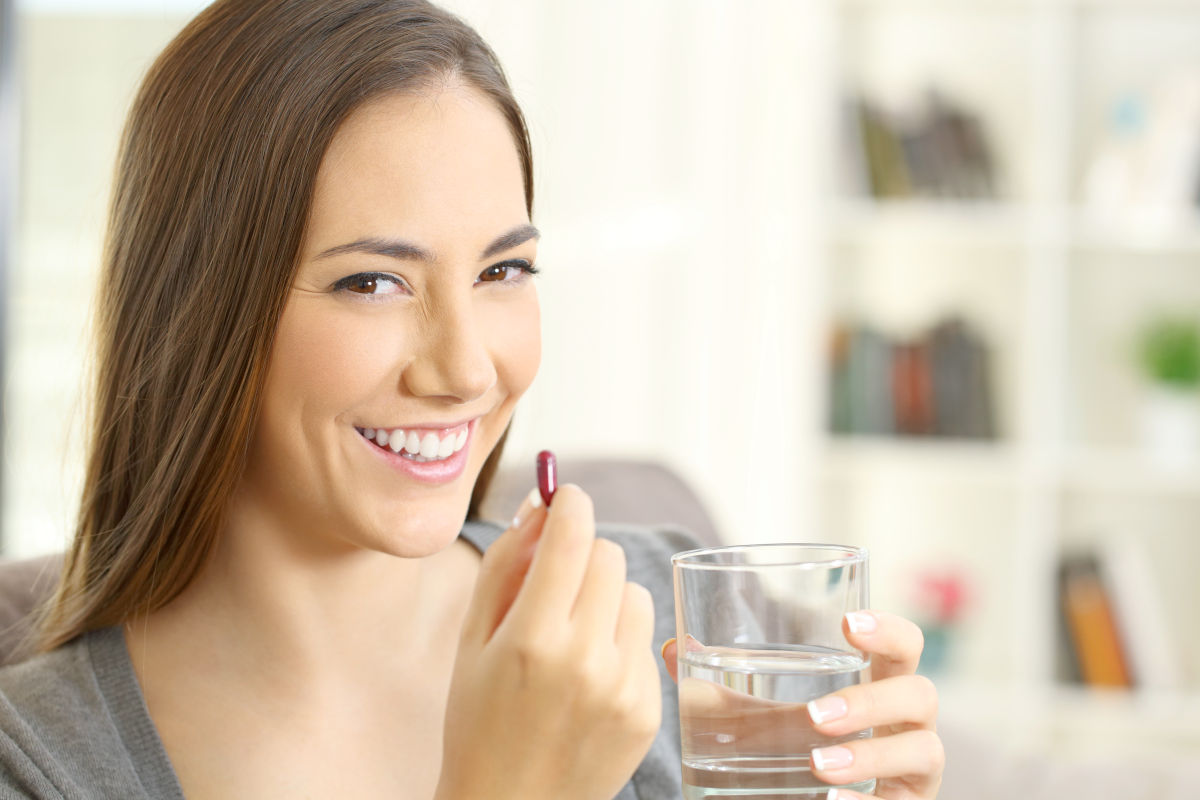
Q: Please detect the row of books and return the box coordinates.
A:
[827,316,997,439]
[1056,538,1182,690]
[843,88,999,201]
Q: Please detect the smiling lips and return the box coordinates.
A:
[355,422,469,463]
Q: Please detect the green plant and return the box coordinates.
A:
[1138,316,1200,388]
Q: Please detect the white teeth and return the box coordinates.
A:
[361,423,470,462]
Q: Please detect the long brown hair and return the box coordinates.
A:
[37,0,533,652]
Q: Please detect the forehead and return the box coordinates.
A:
[306,84,527,252]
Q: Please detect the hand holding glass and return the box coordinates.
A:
[672,544,876,798]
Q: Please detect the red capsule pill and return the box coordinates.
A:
[536,450,557,507]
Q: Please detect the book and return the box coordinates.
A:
[1058,552,1133,688]
[1095,535,1183,691]
[892,340,934,435]
[855,98,911,198]
[828,322,853,435]
[928,317,996,439]
[846,325,894,435]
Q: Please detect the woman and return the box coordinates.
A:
[0,1,943,798]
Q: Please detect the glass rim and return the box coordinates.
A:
[671,542,869,570]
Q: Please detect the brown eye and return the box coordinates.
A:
[331,272,406,297]
[477,259,538,285]
[479,265,507,282]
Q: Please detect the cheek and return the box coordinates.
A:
[493,292,541,396]
[263,297,391,423]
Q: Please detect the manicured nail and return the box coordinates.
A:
[510,487,543,529]
[845,610,877,635]
[807,695,848,725]
[660,638,676,661]
[811,745,853,771]
[826,789,844,800]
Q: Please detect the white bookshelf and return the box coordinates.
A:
[813,0,1200,755]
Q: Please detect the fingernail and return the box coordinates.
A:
[660,638,676,661]
[510,487,543,529]
[811,745,853,771]
[807,695,848,725]
[845,610,877,635]
[826,789,843,800]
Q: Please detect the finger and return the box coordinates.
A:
[459,490,546,644]
[660,639,679,682]
[510,485,544,529]
[571,537,628,639]
[807,674,938,737]
[629,610,665,741]
[823,790,877,800]
[614,581,655,662]
[508,484,596,629]
[660,635,705,683]
[843,610,924,682]
[810,728,944,793]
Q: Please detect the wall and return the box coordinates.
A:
[4,1,828,556]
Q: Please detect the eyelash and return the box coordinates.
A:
[331,259,540,299]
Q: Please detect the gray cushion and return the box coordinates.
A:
[479,458,722,548]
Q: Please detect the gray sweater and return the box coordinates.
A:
[0,520,699,799]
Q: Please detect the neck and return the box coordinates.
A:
[126,489,482,699]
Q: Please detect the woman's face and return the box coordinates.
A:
[241,83,540,558]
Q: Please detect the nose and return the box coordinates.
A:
[401,293,497,404]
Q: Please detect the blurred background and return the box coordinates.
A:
[2,0,1199,795]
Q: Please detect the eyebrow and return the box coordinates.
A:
[315,224,540,263]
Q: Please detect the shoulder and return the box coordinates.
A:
[0,634,102,734]
[0,629,149,798]
[0,635,103,796]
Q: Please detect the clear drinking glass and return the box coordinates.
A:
[672,543,876,799]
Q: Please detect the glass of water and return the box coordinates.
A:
[672,543,876,799]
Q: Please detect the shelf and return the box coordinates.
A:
[936,677,1200,747]
[831,201,1200,253]
[820,440,1200,495]
[830,199,1032,247]
[820,436,1022,485]
[837,0,1035,11]
[1060,447,1200,496]
[1070,211,1200,254]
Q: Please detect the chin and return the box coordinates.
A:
[361,503,471,560]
